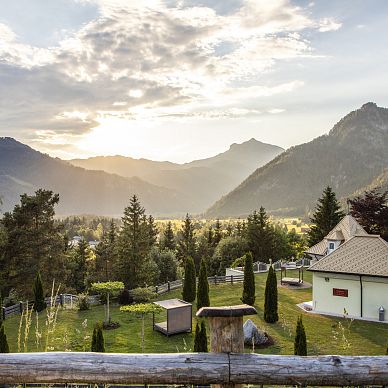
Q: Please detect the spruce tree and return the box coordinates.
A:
[197,258,210,310]
[308,187,345,246]
[294,316,307,356]
[33,272,46,312]
[0,321,9,353]
[91,324,105,352]
[182,257,196,303]
[264,265,278,323]
[162,221,176,250]
[177,214,197,264]
[241,253,255,306]
[193,321,201,352]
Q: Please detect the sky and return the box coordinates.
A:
[0,0,388,162]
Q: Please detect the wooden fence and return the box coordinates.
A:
[0,352,387,386]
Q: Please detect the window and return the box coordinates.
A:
[329,242,335,250]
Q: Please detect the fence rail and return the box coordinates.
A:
[0,352,387,386]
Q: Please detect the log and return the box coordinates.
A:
[0,352,387,386]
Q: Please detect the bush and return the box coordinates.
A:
[241,253,255,306]
[119,289,133,305]
[294,315,307,356]
[33,272,47,312]
[91,323,105,352]
[132,287,156,303]
[194,321,208,352]
[264,266,278,323]
[77,294,90,311]
[197,258,210,310]
[0,321,9,353]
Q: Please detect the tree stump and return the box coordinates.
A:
[197,304,257,388]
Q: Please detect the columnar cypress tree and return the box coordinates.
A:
[182,257,196,303]
[0,321,9,353]
[197,258,210,310]
[241,253,255,306]
[91,324,105,352]
[308,186,345,246]
[193,321,208,352]
[294,316,307,356]
[264,266,278,323]
[33,272,46,312]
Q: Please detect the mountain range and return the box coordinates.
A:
[1,102,387,218]
[206,102,388,217]
[0,137,282,216]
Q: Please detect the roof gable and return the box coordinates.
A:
[309,235,388,277]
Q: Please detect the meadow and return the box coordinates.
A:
[3,271,387,355]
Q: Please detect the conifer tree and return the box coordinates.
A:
[0,321,9,353]
[33,272,46,312]
[213,219,222,246]
[193,321,208,352]
[197,258,210,310]
[308,186,345,246]
[294,316,307,356]
[177,214,196,264]
[264,265,278,323]
[182,256,196,303]
[241,253,255,306]
[162,221,176,250]
[91,324,105,352]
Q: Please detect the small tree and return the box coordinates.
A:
[182,257,196,303]
[294,316,307,356]
[120,303,162,353]
[91,323,105,352]
[197,258,210,310]
[0,321,9,353]
[241,253,255,306]
[91,281,124,325]
[33,272,46,312]
[194,320,208,352]
[264,265,278,323]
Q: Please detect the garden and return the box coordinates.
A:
[2,271,387,355]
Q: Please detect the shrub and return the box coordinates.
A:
[182,257,196,303]
[91,323,105,352]
[77,294,90,311]
[294,315,307,356]
[264,266,278,323]
[33,272,47,312]
[132,287,156,304]
[241,253,255,306]
[119,289,133,305]
[0,321,9,353]
[194,321,208,352]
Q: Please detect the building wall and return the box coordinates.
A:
[312,273,388,320]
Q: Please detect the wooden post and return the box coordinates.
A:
[167,281,170,292]
[231,275,233,285]
[197,304,257,388]
[2,306,5,321]
[19,301,24,314]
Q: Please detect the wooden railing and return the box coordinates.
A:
[0,352,387,386]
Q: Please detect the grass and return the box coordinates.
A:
[3,271,387,355]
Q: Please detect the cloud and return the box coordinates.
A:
[0,0,340,151]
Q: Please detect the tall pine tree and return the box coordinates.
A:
[308,187,345,246]
[197,258,210,310]
[241,253,255,306]
[294,316,307,356]
[182,256,196,303]
[246,207,274,263]
[264,266,278,323]
[33,272,46,312]
[117,195,157,289]
[177,214,197,265]
[161,221,175,250]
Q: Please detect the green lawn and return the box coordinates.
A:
[3,271,388,355]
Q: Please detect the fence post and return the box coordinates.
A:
[2,306,5,321]
[59,294,64,307]
[155,286,159,294]
[214,275,217,286]
[168,281,171,292]
[19,301,24,314]
[197,304,257,388]
[231,275,233,285]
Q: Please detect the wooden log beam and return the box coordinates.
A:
[0,352,388,386]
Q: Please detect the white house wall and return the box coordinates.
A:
[312,273,388,320]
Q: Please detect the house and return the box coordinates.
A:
[305,215,368,261]
[306,216,388,322]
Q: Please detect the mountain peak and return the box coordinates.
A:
[361,102,378,110]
